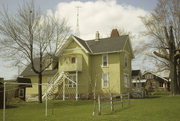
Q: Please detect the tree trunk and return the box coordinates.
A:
[38,72,43,103]
[168,26,178,95]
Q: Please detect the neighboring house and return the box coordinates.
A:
[20,58,58,101]
[21,29,134,100]
[131,70,146,98]
[132,70,146,88]
[142,72,170,93]
[0,78,18,107]
[16,77,32,101]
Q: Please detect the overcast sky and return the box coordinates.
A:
[0,0,158,79]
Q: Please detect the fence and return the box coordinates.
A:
[94,93,130,115]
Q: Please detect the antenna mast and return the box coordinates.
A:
[75,5,81,37]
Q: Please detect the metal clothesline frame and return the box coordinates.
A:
[2,76,80,121]
[2,82,49,121]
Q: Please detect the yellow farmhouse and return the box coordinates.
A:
[21,29,134,101]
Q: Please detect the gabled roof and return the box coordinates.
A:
[85,35,128,54]
[16,77,32,87]
[67,35,130,55]
[143,71,169,82]
[21,58,58,77]
[73,36,91,53]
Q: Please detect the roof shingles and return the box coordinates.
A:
[74,35,129,54]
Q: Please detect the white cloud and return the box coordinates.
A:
[0,0,150,79]
[49,0,148,44]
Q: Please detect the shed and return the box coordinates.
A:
[16,77,32,101]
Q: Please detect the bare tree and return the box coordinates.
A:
[141,0,180,94]
[0,1,70,102]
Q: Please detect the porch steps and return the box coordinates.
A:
[42,71,66,100]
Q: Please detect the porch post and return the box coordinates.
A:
[76,71,78,100]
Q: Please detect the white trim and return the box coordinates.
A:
[85,41,93,53]
[90,50,123,55]
[102,72,109,88]
[123,37,134,58]
[143,72,169,82]
[64,48,82,52]
[56,35,90,56]
[72,36,90,53]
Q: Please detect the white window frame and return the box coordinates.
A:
[102,72,109,88]
[68,74,76,88]
[102,54,108,67]
[124,74,130,88]
[19,88,24,98]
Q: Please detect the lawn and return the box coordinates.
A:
[1,95,180,121]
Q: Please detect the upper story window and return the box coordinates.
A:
[124,74,130,88]
[145,74,154,79]
[102,54,108,67]
[71,57,76,64]
[124,56,128,67]
[102,72,109,88]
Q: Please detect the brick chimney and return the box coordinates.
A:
[110,29,119,38]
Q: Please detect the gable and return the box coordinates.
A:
[57,36,90,56]
[65,39,81,50]
[123,38,134,58]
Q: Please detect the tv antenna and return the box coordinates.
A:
[75,5,81,37]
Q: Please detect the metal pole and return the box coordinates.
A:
[3,82,6,121]
[98,95,101,115]
[45,84,48,117]
[76,71,78,101]
[63,78,65,101]
[110,95,114,112]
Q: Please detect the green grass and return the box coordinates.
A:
[1,95,180,121]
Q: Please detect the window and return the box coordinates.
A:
[102,73,109,88]
[19,88,24,98]
[102,55,108,67]
[124,74,130,88]
[146,74,154,79]
[124,56,128,67]
[71,57,76,64]
[68,75,76,88]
